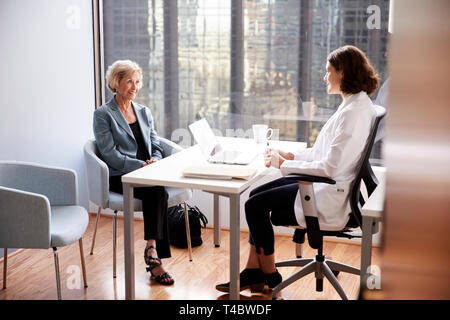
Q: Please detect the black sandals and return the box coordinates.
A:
[146,266,174,285]
[144,245,162,267]
[144,245,174,285]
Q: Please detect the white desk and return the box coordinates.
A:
[121,137,306,300]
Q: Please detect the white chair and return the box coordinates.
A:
[83,138,193,278]
[0,161,89,300]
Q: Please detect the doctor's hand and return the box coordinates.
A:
[277,150,294,161]
[264,149,286,168]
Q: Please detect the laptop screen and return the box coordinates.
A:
[188,118,222,158]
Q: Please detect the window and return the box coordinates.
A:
[102,0,389,162]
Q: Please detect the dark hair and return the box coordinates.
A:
[327,45,379,96]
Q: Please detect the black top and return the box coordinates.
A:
[129,121,150,161]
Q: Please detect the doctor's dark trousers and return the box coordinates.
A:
[245,177,300,255]
[109,175,171,259]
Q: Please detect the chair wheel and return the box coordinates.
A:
[332,270,340,277]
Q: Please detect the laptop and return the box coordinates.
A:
[188,118,258,165]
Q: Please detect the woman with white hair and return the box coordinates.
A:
[93,60,173,285]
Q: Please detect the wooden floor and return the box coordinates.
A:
[0,214,380,300]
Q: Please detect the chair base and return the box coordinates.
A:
[52,239,88,300]
[52,248,62,300]
[272,256,360,300]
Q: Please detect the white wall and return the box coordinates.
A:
[0,0,95,210]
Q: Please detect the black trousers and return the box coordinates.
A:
[109,175,171,259]
[245,177,300,256]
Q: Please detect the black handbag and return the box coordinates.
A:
[167,204,208,248]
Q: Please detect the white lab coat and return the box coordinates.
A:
[280,91,376,230]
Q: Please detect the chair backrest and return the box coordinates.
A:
[347,105,386,228]
[83,139,110,208]
[0,161,78,206]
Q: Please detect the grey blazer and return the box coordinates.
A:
[93,96,163,176]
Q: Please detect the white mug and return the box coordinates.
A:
[302,101,316,119]
[252,124,273,144]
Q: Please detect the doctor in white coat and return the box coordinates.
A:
[216,45,380,294]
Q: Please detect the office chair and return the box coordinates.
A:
[0,161,89,300]
[83,138,193,278]
[272,105,386,300]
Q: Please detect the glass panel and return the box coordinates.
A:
[102,0,389,161]
[244,0,389,162]
[244,0,302,142]
[177,0,231,141]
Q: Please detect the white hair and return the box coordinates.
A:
[105,60,143,93]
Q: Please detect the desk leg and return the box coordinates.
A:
[360,215,373,290]
[123,183,135,300]
[214,194,221,247]
[229,194,240,300]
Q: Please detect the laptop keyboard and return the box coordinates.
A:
[210,150,242,163]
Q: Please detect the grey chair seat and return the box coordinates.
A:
[108,192,143,211]
[50,205,89,248]
[108,187,192,212]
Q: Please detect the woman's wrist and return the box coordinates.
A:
[278,156,286,168]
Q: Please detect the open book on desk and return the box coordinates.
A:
[183,165,257,181]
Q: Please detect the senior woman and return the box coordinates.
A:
[93,60,173,285]
[216,45,379,294]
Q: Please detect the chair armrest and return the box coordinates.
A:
[0,161,78,206]
[0,186,51,249]
[285,174,336,185]
[84,141,109,208]
[159,137,183,157]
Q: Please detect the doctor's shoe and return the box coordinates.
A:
[264,269,282,289]
[215,268,265,293]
